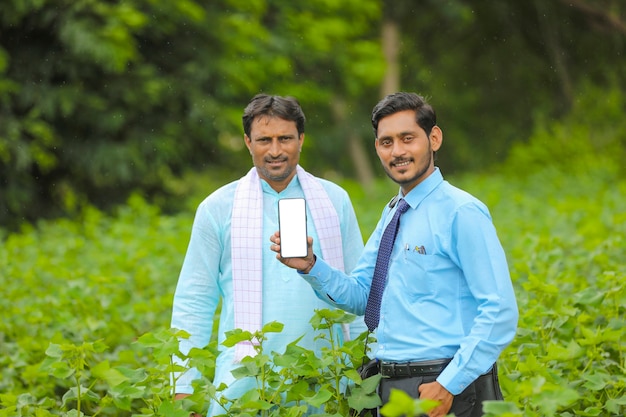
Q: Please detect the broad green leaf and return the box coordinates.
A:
[361,373,383,394]
[482,400,523,416]
[61,386,100,406]
[606,395,626,413]
[347,386,381,412]
[545,339,584,361]
[222,329,254,347]
[91,360,129,387]
[303,387,333,408]
[582,371,611,391]
[158,399,195,417]
[262,321,284,333]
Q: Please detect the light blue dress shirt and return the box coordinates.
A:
[171,174,366,416]
[301,168,518,395]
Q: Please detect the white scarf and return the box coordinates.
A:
[231,165,345,360]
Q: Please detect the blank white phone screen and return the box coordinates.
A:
[278,198,308,258]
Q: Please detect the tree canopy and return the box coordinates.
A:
[1,0,624,227]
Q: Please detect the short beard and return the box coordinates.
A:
[257,164,295,183]
[384,142,434,188]
[385,160,430,186]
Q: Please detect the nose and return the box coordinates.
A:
[391,140,406,157]
[269,138,281,156]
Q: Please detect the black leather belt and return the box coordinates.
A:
[379,358,452,378]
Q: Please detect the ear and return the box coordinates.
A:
[429,126,443,152]
[298,133,304,152]
[244,134,252,153]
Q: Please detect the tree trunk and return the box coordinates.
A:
[381,18,401,96]
[332,98,375,188]
[535,0,574,110]
[340,18,401,188]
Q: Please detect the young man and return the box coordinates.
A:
[271,92,518,417]
[171,94,366,416]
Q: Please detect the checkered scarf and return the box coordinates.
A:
[231,165,345,360]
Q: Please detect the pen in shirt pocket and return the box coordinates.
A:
[404,244,426,256]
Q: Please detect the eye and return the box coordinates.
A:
[403,136,414,143]
[379,138,392,146]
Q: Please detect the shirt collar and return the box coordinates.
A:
[260,173,301,196]
[399,167,443,209]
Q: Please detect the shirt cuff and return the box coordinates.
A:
[437,361,476,396]
[297,257,336,300]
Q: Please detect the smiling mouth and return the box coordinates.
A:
[267,159,287,167]
[392,159,411,168]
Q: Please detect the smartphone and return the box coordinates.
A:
[278,198,308,258]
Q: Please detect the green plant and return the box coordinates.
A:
[378,389,440,417]
[1,167,625,416]
[206,309,380,416]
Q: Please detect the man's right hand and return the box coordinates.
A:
[417,381,453,417]
[269,231,316,273]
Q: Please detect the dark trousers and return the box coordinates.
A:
[378,364,504,417]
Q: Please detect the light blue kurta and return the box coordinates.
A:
[171,173,366,416]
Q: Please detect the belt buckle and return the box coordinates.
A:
[380,362,391,377]
[394,363,410,377]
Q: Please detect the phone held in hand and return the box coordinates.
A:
[278,198,308,258]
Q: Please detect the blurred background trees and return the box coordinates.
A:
[1,0,624,228]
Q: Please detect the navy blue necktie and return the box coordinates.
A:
[364,198,410,331]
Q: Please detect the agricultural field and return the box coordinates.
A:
[1,167,624,416]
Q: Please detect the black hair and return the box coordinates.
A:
[371,92,436,137]
[242,94,306,137]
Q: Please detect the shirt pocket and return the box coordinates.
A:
[400,252,456,299]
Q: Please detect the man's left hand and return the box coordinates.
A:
[418,381,453,417]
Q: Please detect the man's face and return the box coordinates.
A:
[375,109,442,195]
[245,116,303,192]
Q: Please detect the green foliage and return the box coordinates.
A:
[0,327,211,417]
[396,1,626,174]
[204,310,379,417]
[451,165,626,416]
[3,0,623,228]
[503,82,626,180]
[41,340,108,408]
[0,0,383,227]
[379,390,440,417]
[1,163,625,416]
[0,194,190,414]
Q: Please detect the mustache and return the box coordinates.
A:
[391,158,412,166]
[265,156,287,162]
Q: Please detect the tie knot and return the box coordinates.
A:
[396,198,410,214]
